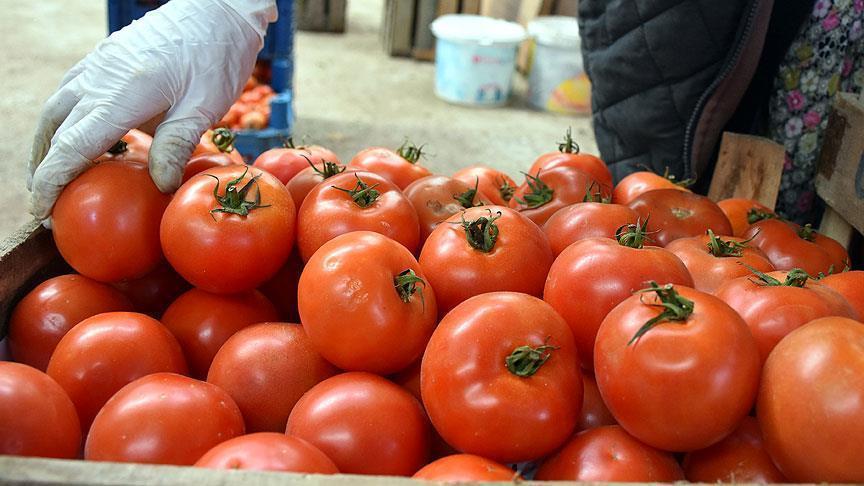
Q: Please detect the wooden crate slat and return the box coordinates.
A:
[707,132,785,209]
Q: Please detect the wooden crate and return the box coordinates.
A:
[296,0,347,33]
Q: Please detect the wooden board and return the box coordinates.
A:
[296,0,347,33]
[436,0,458,16]
[553,0,579,16]
[461,0,481,14]
[707,132,785,209]
[382,0,417,56]
[516,0,555,73]
[480,0,521,20]
[412,0,438,61]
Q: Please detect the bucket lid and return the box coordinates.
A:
[431,14,526,46]
[528,16,580,47]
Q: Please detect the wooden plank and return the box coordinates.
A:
[382,0,417,56]
[515,0,554,73]
[296,0,327,31]
[461,0,481,14]
[553,0,579,16]
[707,132,785,209]
[819,207,854,250]
[436,0,458,16]
[480,0,520,20]
[327,0,347,33]
[412,0,437,61]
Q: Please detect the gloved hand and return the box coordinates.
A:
[28,0,277,219]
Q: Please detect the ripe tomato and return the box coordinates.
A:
[451,165,517,206]
[744,219,849,275]
[192,128,244,164]
[286,372,429,475]
[412,454,516,482]
[819,270,864,318]
[161,166,296,294]
[0,362,81,459]
[8,274,132,370]
[682,416,786,483]
[758,317,864,482]
[716,198,774,236]
[194,433,339,473]
[96,129,152,164]
[85,373,244,465]
[348,143,431,189]
[421,292,582,463]
[714,269,856,363]
[594,284,760,451]
[53,161,170,282]
[161,289,279,378]
[419,206,554,315]
[542,202,639,256]
[298,231,436,374]
[578,371,616,431]
[182,152,243,183]
[286,160,349,210]
[612,170,691,205]
[403,175,489,243]
[665,231,775,293]
[296,171,420,261]
[529,129,613,189]
[46,312,187,430]
[110,264,190,318]
[628,189,733,246]
[253,139,340,185]
[509,166,609,226]
[536,426,684,481]
[207,323,338,433]
[257,253,303,322]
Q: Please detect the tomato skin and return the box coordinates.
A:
[628,189,733,246]
[716,198,773,237]
[192,129,244,164]
[403,175,489,243]
[110,264,190,318]
[536,426,684,481]
[683,416,786,483]
[161,166,296,294]
[286,372,430,476]
[421,292,583,463]
[509,166,610,226]
[257,253,303,322]
[451,165,517,206]
[253,145,339,185]
[819,270,864,318]
[286,162,351,210]
[578,371,616,431]
[194,432,339,473]
[53,161,170,282]
[412,454,516,482]
[419,206,554,315]
[0,362,81,459]
[348,147,431,189]
[207,323,338,433]
[544,237,694,368]
[613,171,690,205]
[85,373,245,465]
[744,219,849,275]
[542,202,640,256]
[161,289,279,378]
[594,285,761,452]
[182,153,243,184]
[96,129,152,164]
[46,312,187,431]
[298,231,437,374]
[8,274,133,370]
[758,317,864,482]
[530,150,613,190]
[297,171,420,262]
[665,234,775,293]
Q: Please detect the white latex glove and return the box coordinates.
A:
[28,0,277,219]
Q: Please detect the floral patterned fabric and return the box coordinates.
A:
[769,0,864,223]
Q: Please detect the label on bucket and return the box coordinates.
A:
[528,42,591,114]
[434,38,518,106]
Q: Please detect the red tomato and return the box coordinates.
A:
[207,323,338,433]
[286,372,429,475]
[96,129,152,164]
[161,289,279,378]
[110,264,190,318]
[683,416,787,483]
[403,175,490,243]
[509,166,609,226]
[53,161,170,282]
[595,284,760,451]
[716,198,775,237]
[419,206,554,315]
[85,373,244,465]
[253,139,341,185]
[161,166,296,294]
[758,317,864,482]
[536,426,684,481]
[451,165,517,206]
[422,292,582,463]
[0,362,81,458]
[819,270,864,318]
[296,171,420,262]
[192,128,244,164]
[412,454,516,482]
[257,253,303,322]
[348,144,431,189]
[744,219,849,275]
[628,189,733,246]
[665,231,775,293]
[182,152,243,183]
[612,170,691,205]
[578,371,616,431]
[542,202,640,256]
[239,110,267,129]
[529,129,613,189]
[194,433,338,473]
[298,231,436,374]
[46,312,187,430]
[286,161,350,210]
[8,274,132,370]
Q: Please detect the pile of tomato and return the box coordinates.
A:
[2,127,863,483]
[216,75,276,131]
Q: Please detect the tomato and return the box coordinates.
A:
[286,160,350,210]
[665,231,775,293]
[96,129,152,164]
[286,372,429,475]
[594,284,760,451]
[544,223,694,368]
[451,165,517,206]
[194,433,338,473]
[192,128,244,164]
[257,253,303,322]
[744,219,849,275]
[182,152,243,183]
[46,312,187,430]
[536,426,684,481]
[298,231,436,374]
[542,202,639,256]
[716,198,774,236]
[758,317,864,482]
[207,323,338,433]
[253,139,340,185]
[161,166,296,294]
[628,189,733,246]
[418,206,554,315]
[715,269,856,363]
[110,264,190,318]
[403,175,490,243]
[161,288,279,378]
[296,171,420,261]
[85,373,244,465]
[683,416,786,483]
[53,161,170,282]
[578,371,616,430]
[529,129,613,189]
[612,170,691,205]
[0,362,81,458]
[819,270,864,318]
[509,166,609,226]
[348,143,431,189]
[421,292,582,463]
[8,274,132,370]
[412,454,516,482]
[239,110,267,129]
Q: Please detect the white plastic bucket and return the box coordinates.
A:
[527,16,591,114]
[431,15,526,106]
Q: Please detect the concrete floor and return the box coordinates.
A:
[0,0,594,241]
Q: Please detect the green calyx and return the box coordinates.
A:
[660,167,695,188]
[628,282,695,345]
[453,177,483,208]
[282,137,297,149]
[458,209,502,253]
[394,269,426,309]
[744,263,811,288]
[798,223,816,242]
[746,208,776,224]
[107,140,128,154]
[211,128,237,154]
[583,181,611,203]
[557,127,580,154]
[396,141,425,164]
[505,339,559,377]
[705,229,756,258]
[616,218,653,249]
[207,167,270,218]
[497,176,515,202]
[303,154,344,180]
[331,174,380,208]
[516,171,554,209]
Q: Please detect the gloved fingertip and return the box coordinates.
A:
[29,190,54,221]
[150,162,183,194]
